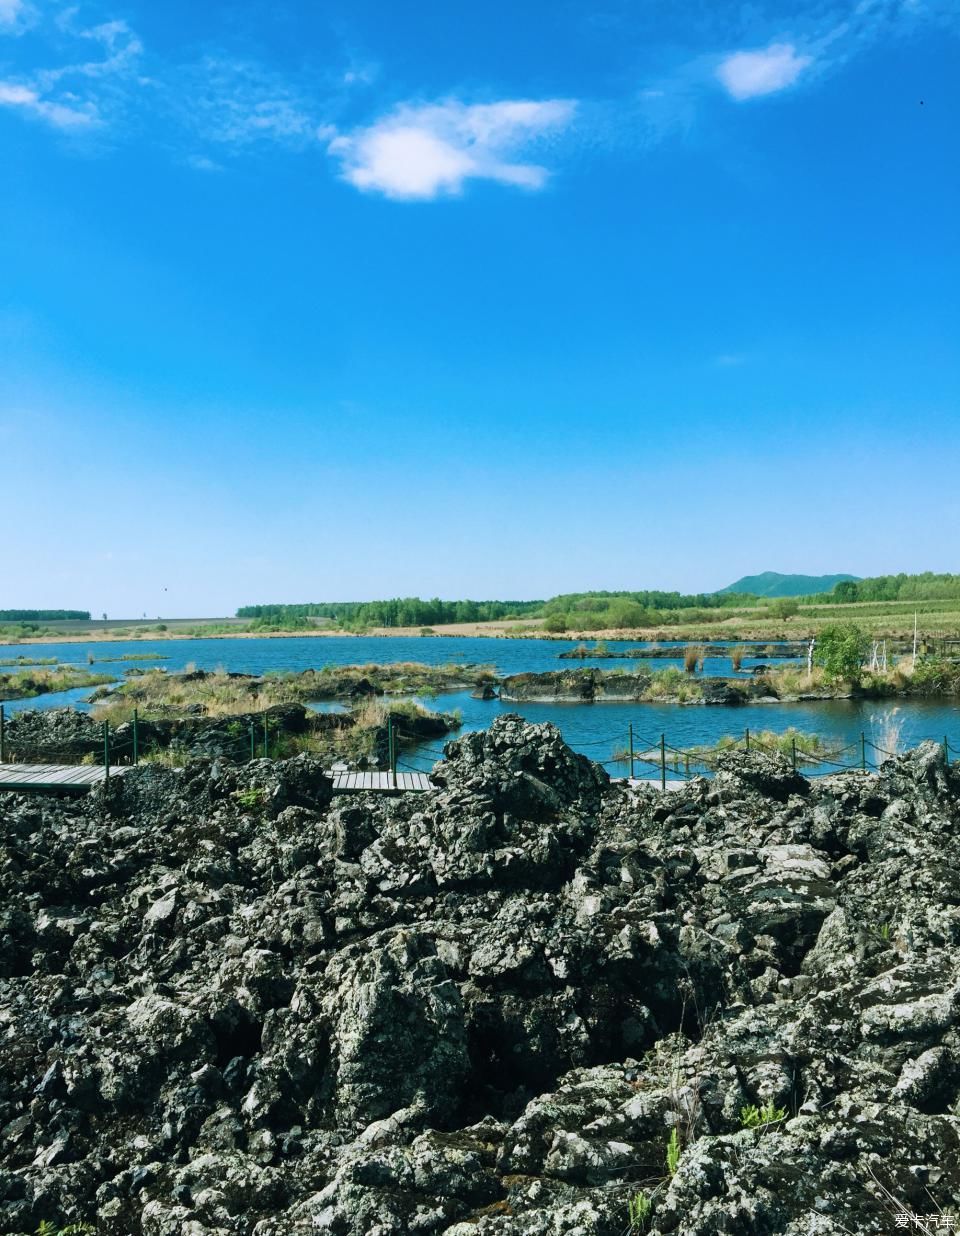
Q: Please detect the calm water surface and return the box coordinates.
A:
[3,635,956,775]
[1,634,794,678]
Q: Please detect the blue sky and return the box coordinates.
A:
[1,0,958,616]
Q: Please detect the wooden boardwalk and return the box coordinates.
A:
[331,770,433,794]
[0,762,127,792]
[0,763,433,796]
[0,766,678,797]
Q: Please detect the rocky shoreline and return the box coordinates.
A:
[500,669,804,705]
[558,642,807,660]
[1,716,959,1233]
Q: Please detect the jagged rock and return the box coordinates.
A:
[1,725,959,1233]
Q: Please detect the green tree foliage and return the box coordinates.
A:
[238,586,766,631]
[824,573,960,603]
[769,599,799,619]
[237,598,543,628]
[814,623,870,682]
[0,610,90,621]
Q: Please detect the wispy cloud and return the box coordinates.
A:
[328,98,577,200]
[0,80,96,127]
[0,8,142,131]
[716,43,813,100]
[39,17,143,85]
[172,57,318,148]
[0,0,25,29]
[0,0,954,198]
[184,152,224,173]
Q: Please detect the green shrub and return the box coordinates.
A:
[910,657,960,694]
[542,614,568,632]
[814,623,869,683]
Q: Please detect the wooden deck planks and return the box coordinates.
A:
[330,770,433,794]
[1,765,688,796]
[0,762,127,791]
[0,763,684,797]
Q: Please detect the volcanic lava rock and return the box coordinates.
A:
[0,723,959,1234]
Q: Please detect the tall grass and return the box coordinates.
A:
[730,645,747,672]
[642,668,703,702]
[694,728,843,763]
[683,645,705,674]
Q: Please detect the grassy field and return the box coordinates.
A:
[3,598,959,646]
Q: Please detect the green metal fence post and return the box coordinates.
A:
[263,718,269,759]
[745,728,750,752]
[249,722,255,761]
[660,733,666,792]
[133,708,139,766]
[628,722,634,781]
[0,704,5,764]
[945,736,950,766]
[103,721,111,781]
[861,731,866,772]
[791,736,797,772]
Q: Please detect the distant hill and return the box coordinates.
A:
[717,572,860,598]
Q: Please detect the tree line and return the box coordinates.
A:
[237,599,544,628]
[0,610,91,621]
[817,573,960,603]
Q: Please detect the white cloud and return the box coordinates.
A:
[0,80,95,126]
[0,0,23,27]
[329,98,577,200]
[716,43,813,100]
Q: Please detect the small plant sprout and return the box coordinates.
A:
[232,787,267,809]
[32,1225,95,1236]
[740,1100,788,1129]
[627,1190,652,1230]
[666,1125,681,1175]
[866,920,894,946]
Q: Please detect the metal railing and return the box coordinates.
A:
[0,705,405,783]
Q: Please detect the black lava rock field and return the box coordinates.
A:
[1,715,959,1234]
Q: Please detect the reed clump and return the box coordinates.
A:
[91,663,495,723]
[693,727,844,763]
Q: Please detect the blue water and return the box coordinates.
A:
[1,686,102,716]
[0,635,792,679]
[2,635,956,776]
[396,690,960,777]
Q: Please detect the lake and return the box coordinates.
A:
[2,634,957,775]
